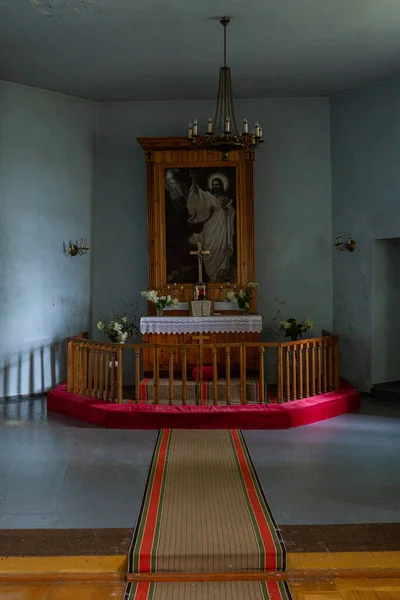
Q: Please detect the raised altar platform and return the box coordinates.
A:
[47,379,360,429]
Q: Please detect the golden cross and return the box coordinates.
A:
[190,242,210,283]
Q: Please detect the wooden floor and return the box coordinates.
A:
[1,579,400,599]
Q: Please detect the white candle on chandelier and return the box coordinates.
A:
[255,122,260,138]
[188,122,193,139]
[225,116,230,132]
[243,118,248,134]
[207,118,213,133]
[193,119,198,136]
[259,126,263,139]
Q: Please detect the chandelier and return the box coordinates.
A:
[188,17,264,161]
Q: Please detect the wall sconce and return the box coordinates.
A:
[335,235,356,252]
[68,239,90,256]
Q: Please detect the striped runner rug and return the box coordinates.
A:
[128,429,286,575]
[125,580,292,600]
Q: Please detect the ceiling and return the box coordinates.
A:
[1,0,400,102]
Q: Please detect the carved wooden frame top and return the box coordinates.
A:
[137,137,256,308]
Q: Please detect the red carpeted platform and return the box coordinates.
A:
[47,380,360,429]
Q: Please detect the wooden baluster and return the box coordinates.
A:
[199,342,204,406]
[291,345,297,400]
[93,345,99,398]
[327,341,333,391]
[305,343,310,397]
[168,349,174,405]
[86,346,93,397]
[259,346,265,404]
[334,336,340,389]
[322,340,328,393]
[284,346,290,401]
[72,342,78,393]
[152,346,157,404]
[298,343,304,399]
[104,349,109,401]
[117,345,123,404]
[277,345,284,404]
[67,340,73,392]
[181,349,187,405]
[110,349,116,402]
[99,347,104,400]
[77,342,83,394]
[82,343,88,394]
[317,341,322,394]
[196,344,200,405]
[212,346,218,406]
[241,345,247,405]
[135,348,141,402]
[311,342,316,396]
[226,347,231,405]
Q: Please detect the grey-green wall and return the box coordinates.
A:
[0,81,97,398]
[331,76,400,392]
[93,98,332,348]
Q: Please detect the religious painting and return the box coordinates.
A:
[164,166,237,284]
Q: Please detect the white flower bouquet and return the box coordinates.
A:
[97,313,138,343]
[226,281,259,313]
[141,290,179,315]
[279,317,313,341]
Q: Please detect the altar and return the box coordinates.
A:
[140,315,262,375]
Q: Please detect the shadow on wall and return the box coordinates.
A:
[1,340,66,400]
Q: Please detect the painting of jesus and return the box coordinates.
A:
[164,166,237,284]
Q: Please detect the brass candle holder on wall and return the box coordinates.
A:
[68,239,90,256]
[335,235,356,252]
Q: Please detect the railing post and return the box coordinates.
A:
[277,345,284,404]
[182,349,187,405]
[135,347,141,402]
[168,349,174,405]
[240,344,247,405]
[298,343,304,399]
[305,344,310,398]
[67,340,73,392]
[225,347,231,405]
[212,346,218,406]
[259,346,265,404]
[117,345,123,404]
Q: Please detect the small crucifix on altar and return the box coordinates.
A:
[190,242,210,300]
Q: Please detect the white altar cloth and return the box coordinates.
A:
[140,315,262,335]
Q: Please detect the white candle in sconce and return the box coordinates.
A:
[193,119,198,136]
[255,122,260,137]
[243,118,248,134]
[188,122,193,139]
[207,118,213,133]
[259,126,263,139]
[225,116,230,132]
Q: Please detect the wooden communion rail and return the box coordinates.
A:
[67,333,340,405]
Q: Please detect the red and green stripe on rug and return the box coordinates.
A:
[128,429,286,575]
[124,580,292,600]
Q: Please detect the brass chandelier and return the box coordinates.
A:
[188,17,264,161]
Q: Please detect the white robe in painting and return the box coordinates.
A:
[187,184,235,282]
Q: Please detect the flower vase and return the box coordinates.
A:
[156,307,163,317]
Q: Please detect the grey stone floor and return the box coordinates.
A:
[0,395,398,528]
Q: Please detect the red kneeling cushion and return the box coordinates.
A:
[192,366,214,381]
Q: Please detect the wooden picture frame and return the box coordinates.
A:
[137,137,256,310]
